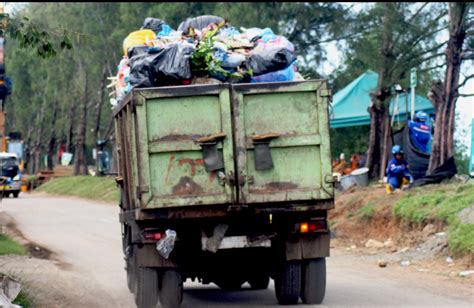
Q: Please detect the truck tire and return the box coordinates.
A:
[248,274,270,290]
[274,261,301,305]
[126,248,137,292]
[134,267,158,308]
[301,258,326,304]
[159,269,183,308]
[12,191,19,198]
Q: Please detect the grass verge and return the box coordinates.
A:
[0,234,31,306]
[12,291,32,307]
[36,176,119,204]
[0,234,26,256]
[393,182,474,255]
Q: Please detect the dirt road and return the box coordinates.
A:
[1,193,472,307]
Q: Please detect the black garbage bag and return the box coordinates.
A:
[178,15,224,34]
[129,52,155,88]
[413,157,457,187]
[129,43,195,88]
[392,126,430,180]
[127,45,149,59]
[247,47,296,76]
[151,43,195,86]
[142,17,166,33]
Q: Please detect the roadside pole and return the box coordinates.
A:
[410,68,417,121]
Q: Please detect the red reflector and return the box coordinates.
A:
[144,232,162,241]
[309,221,326,231]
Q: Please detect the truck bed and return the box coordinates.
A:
[114,81,334,217]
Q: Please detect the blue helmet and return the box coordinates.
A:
[392,145,404,155]
[416,111,428,122]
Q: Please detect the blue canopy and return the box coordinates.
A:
[330,70,435,128]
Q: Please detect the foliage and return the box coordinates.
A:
[330,126,370,159]
[0,234,26,255]
[355,201,376,220]
[36,176,119,203]
[1,12,73,58]
[5,3,350,173]
[12,291,32,308]
[393,182,474,255]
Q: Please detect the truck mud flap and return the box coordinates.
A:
[285,233,330,261]
[135,244,177,268]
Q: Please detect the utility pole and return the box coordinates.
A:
[410,68,417,121]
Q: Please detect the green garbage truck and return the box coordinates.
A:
[114,80,334,308]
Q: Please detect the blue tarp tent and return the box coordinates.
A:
[330,70,435,128]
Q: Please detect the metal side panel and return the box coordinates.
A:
[232,81,334,204]
[133,85,236,208]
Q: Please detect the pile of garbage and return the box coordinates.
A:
[109,15,304,103]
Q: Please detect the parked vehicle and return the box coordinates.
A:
[0,152,21,198]
[114,80,334,307]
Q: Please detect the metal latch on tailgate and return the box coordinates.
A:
[196,133,226,172]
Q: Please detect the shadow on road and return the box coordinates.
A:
[182,284,278,307]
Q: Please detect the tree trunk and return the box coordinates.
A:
[66,101,76,154]
[427,2,468,174]
[366,3,395,180]
[74,60,89,176]
[47,100,59,171]
[32,100,46,174]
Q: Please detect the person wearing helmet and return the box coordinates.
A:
[386,145,412,194]
[408,111,432,154]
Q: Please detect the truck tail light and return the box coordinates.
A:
[142,229,163,242]
[300,223,309,233]
[297,220,327,233]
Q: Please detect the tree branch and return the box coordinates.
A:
[418,62,447,73]
[457,74,474,89]
[457,93,474,97]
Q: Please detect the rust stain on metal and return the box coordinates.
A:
[172,176,204,196]
[249,181,298,194]
[208,171,217,183]
[153,134,201,142]
[164,155,175,184]
[178,158,204,176]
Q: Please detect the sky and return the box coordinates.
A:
[3,2,474,155]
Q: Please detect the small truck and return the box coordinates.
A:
[114,80,334,308]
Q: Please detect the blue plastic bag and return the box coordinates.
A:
[251,62,296,83]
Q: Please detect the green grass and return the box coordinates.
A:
[355,202,376,220]
[36,176,119,204]
[0,234,26,256]
[393,183,474,255]
[12,291,31,307]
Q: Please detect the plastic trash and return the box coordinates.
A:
[129,42,195,88]
[122,29,156,56]
[152,42,195,86]
[127,45,149,59]
[247,47,296,76]
[178,15,225,34]
[251,62,296,83]
[157,24,173,37]
[240,27,275,42]
[142,17,166,33]
[129,53,155,88]
[156,229,177,259]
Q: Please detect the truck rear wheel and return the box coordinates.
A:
[12,191,19,198]
[301,258,326,304]
[274,261,301,305]
[159,269,183,308]
[134,267,158,308]
[126,248,136,292]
